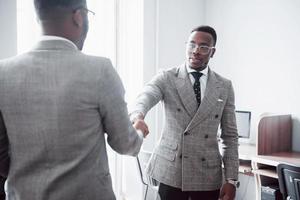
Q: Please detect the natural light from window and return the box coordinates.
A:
[17,1,144,199]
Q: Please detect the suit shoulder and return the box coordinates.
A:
[77,54,115,73]
[211,70,232,84]
[0,54,25,70]
[156,66,179,77]
[165,66,179,74]
[149,66,178,85]
[80,54,111,66]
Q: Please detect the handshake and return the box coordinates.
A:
[131,113,149,138]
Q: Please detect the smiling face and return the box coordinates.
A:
[186,31,216,71]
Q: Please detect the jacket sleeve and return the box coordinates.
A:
[0,111,9,177]
[129,71,166,119]
[220,81,239,180]
[97,59,143,156]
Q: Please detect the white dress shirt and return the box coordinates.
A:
[186,65,208,101]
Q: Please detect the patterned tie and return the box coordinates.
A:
[191,72,203,106]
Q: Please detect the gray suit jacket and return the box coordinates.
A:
[130,63,239,191]
[0,39,143,200]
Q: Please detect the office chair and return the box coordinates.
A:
[137,150,159,200]
[277,163,300,200]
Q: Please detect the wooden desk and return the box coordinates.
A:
[219,142,256,174]
[253,152,300,167]
[252,152,300,200]
[250,114,296,200]
[239,143,256,160]
[238,143,256,175]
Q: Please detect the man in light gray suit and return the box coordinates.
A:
[0,0,149,199]
[130,26,239,200]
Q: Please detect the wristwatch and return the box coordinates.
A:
[226,179,240,188]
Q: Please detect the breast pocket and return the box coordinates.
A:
[154,138,178,162]
[208,100,225,123]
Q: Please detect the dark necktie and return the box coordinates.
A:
[191,72,203,106]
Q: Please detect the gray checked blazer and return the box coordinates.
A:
[0,39,143,200]
[130,63,239,191]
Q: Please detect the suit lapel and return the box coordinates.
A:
[186,69,222,131]
[173,63,198,118]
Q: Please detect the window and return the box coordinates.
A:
[16,0,39,54]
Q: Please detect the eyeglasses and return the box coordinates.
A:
[186,42,215,55]
[74,6,95,18]
[81,7,95,17]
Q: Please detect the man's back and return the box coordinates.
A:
[0,39,142,200]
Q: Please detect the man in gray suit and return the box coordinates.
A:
[130,26,239,200]
[0,0,148,199]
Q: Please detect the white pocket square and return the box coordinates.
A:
[217,98,224,102]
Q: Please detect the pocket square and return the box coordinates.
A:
[217,98,224,102]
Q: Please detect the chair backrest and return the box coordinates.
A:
[136,150,159,186]
[137,152,150,186]
[277,163,300,200]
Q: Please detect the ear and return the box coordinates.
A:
[72,9,83,27]
[210,48,216,58]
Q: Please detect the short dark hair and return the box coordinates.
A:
[34,0,86,19]
[191,25,217,46]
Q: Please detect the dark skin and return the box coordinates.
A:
[186,31,216,71]
[186,31,236,200]
[219,183,236,200]
[38,7,88,50]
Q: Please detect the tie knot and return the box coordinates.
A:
[191,72,203,81]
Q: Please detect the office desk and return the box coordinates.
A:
[239,143,256,160]
[219,142,256,174]
[252,152,300,200]
[238,143,256,175]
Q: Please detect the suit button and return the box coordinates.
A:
[184,155,189,159]
[201,158,206,161]
[179,154,182,159]
[215,114,219,118]
[184,132,189,136]
[204,134,208,139]
[177,108,181,112]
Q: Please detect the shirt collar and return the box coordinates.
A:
[186,64,209,77]
[38,35,78,50]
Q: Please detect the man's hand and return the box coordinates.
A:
[219,182,236,200]
[133,119,149,138]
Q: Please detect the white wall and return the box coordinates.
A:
[0,0,17,59]
[142,0,206,151]
[143,0,300,152]
[204,0,300,151]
